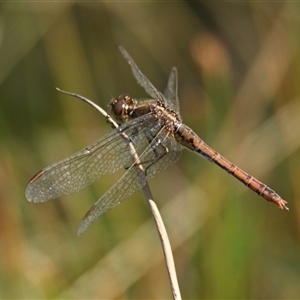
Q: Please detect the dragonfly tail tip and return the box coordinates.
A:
[278,200,289,211]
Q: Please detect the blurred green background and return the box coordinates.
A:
[1,2,300,299]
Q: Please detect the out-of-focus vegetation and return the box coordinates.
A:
[1,2,300,299]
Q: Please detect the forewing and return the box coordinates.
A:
[77,129,182,234]
[119,46,165,102]
[25,114,158,202]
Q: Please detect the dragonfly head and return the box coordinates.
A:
[109,94,137,123]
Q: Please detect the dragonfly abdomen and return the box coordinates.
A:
[175,124,288,210]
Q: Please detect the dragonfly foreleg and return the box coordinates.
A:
[131,134,169,177]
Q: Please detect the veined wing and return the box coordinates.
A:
[163,67,180,113]
[77,129,182,234]
[119,46,180,113]
[119,46,165,103]
[25,114,160,203]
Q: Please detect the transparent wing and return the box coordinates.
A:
[163,67,180,113]
[25,114,160,202]
[119,46,165,102]
[77,129,182,234]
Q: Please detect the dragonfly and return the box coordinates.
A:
[25,46,288,235]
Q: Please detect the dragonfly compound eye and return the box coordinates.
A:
[109,94,137,123]
[110,97,124,117]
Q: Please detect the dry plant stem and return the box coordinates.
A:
[146,192,182,300]
[56,88,182,300]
